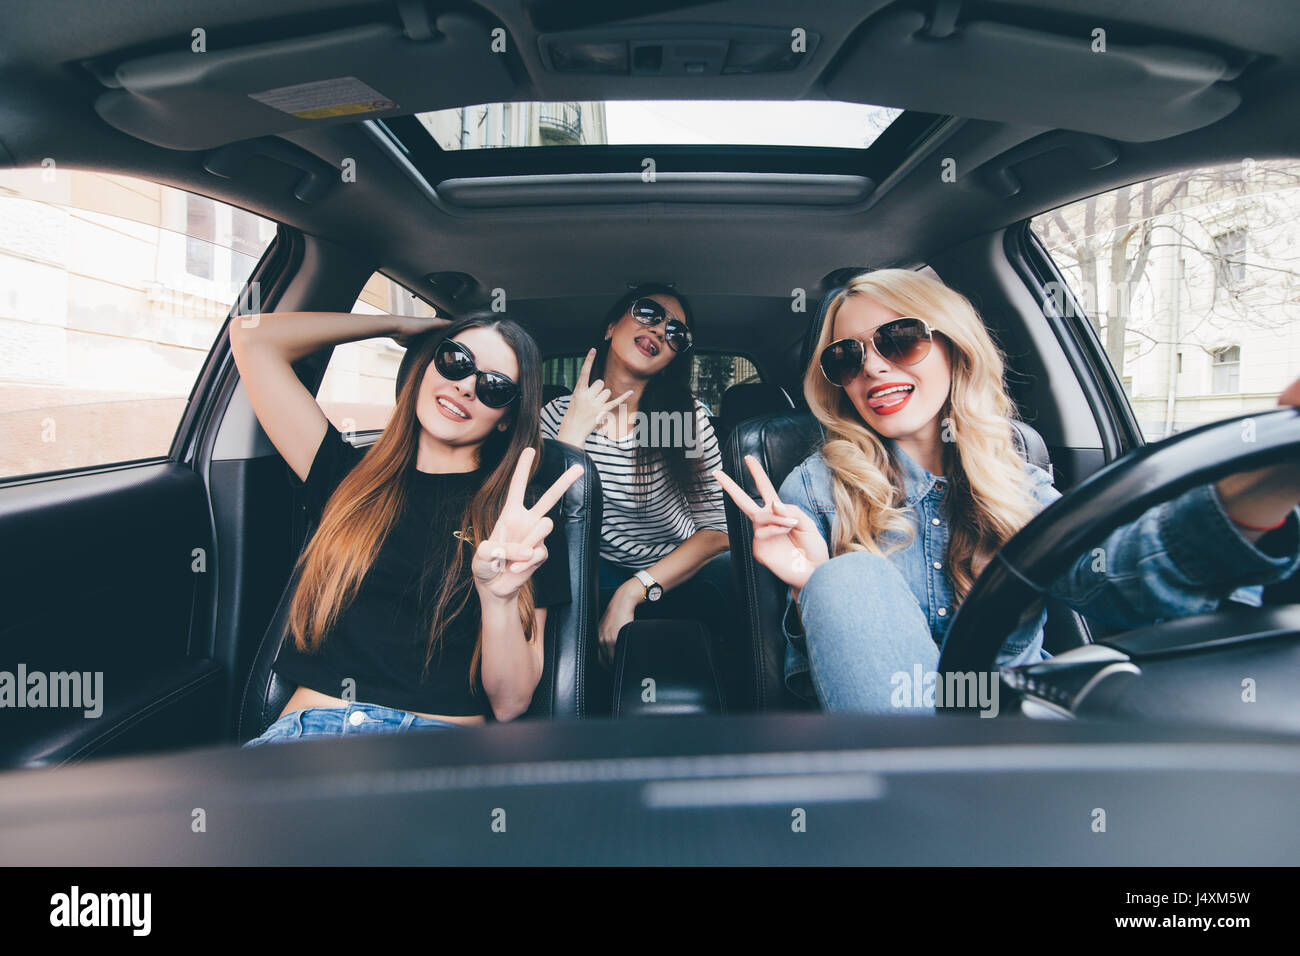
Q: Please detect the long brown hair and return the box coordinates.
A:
[803,269,1039,606]
[288,314,546,689]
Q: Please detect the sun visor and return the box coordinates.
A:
[92,13,517,150]
[823,8,1245,142]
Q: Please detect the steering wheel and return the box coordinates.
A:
[937,407,1300,706]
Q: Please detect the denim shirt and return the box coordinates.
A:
[777,438,1300,701]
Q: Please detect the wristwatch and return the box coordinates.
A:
[634,569,663,602]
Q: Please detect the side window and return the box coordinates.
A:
[691,354,762,415]
[1031,159,1300,441]
[541,353,762,415]
[0,169,274,480]
[315,274,437,434]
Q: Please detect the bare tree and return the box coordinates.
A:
[1037,162,1300,384]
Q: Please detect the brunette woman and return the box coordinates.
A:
[232,308,582,744]
[540,285,732,665]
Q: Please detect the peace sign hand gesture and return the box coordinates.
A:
[713,455,829,592]
[554,348,634,447]
[473,447,584,603]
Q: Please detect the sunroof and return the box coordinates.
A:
[415,100,904,151]
[379,105,947,187]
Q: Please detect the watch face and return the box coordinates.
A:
[647,584,663,601]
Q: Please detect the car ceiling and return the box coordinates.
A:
[3,0,1300,357]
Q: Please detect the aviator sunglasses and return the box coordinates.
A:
[629,297,693,353]
[432,339,520,409]
[819,317,935,387]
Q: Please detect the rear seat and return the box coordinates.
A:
[718,382,794,440]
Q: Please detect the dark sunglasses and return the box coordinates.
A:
[432,339,520,409]
[819,317,935,387]
[629,297,693,353]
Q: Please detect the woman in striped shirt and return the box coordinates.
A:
[540,285,732,666]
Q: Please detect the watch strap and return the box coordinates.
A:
[634,569,658,598]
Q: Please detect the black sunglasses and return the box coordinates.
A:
[819,317,935,387]
[432,339,520,409]
[629,297,693,353]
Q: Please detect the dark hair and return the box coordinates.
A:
[590,284,707,502]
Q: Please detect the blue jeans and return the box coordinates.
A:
[790,552,1041,715]
[241,700,461,747]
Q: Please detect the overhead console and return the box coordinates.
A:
[823,2,1253,142]
[536,24,820,77]
[89,8,517,151]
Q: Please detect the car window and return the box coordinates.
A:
[542,352,761,415]
[0,168,274,480]
[316,274,437,435]
[1031,159,1300,441]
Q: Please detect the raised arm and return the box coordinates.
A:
[227,311,447,481]
[554,348,633,450]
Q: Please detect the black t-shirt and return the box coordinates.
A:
[271,422,571,717]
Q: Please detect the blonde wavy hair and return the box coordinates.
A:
[804,269,1039,604]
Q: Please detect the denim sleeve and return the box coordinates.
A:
[777,463,829,641]
[1022,463,1300,628]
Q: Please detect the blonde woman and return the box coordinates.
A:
[715,269,1300,714]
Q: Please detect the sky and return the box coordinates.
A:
[421,100,903,149]
[600,100,901,148]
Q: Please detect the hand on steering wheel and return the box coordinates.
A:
[938,405,1300,686]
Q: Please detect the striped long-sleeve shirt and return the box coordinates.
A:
[540,394,729,569]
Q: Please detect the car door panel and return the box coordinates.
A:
[0,462,222,767]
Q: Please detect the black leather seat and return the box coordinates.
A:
[719,382,795,439]
[237,353,603,741]
[542,382,571,404]
[719,285,1092,713]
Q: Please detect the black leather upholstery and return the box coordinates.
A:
[612,620,725,717]
[720,283,1090,712]
[797,284,846,396]
[523,439,604,720]
[542,382,571,404]
[720,412,825,712]
[7,658,225,768]
[235,548,306,742]
[719,382,795,439]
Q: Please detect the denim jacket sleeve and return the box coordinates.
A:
[1022,463,1300,628]
[777,459,833,641]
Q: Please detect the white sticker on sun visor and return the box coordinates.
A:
[249,77,398,119]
